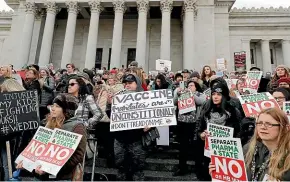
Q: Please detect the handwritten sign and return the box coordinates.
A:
[209,137,247,182]
[36,128,82,176]
[204,123,234,158]
[15,127,54,172]
[110,89,177,131]
[0,90,39,135]
[156,59,172,71]
[238,92,280,118]
[178,92,196,114]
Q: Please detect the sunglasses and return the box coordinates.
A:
[68,83,78,87]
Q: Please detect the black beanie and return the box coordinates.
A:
[53,93,78,119]
[211,83,230,101]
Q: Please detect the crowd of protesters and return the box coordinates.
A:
[0,61,290,181]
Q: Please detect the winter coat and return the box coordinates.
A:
[24,79,41,102]
[243,141,290,181]
[95,87,110,122]
[40,77,55,107]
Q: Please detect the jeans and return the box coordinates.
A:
[1,147,9,181]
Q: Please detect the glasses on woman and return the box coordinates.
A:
[68,83,78,87]
[256,121,280,128]
[274,97,285,101]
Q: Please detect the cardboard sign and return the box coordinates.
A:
[0,90,40,135]
[36,129,83,176]
[15,127,54,172]
[110,89,177,131]
[283,101,290,122]
[244,71,263,94]
[238,92,280,118]
[203,88,211,100]
[204,123,234,158]
[209,137,247,182]
[156,59,172,71]
[178,92,196,114]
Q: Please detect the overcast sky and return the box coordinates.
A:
[0,0,290,11]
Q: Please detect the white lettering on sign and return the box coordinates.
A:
[215,158,243,179]
[34,145,46,157]
[247,101,276,114]
[246,79,258,87]
[44,145,60,158]
[179,98,194,107]
[56,149,70,161]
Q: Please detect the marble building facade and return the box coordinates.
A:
[0,0,290,72]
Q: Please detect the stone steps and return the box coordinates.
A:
[84,166,198,181]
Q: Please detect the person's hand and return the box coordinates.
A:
[107,92,113,104]
[16,161,23,169]
[209,162,216,177]
[35,165,45,175]
[144,126,151,132]
[200,130,209,140]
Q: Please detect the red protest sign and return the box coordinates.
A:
[211,156,247,181]
[178,92,196,114]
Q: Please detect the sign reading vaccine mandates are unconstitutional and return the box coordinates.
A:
[238,92,280,118]
[110,89,177,131]
[209,137,247,182]
[15,127,54,172]
[0,90,40,135]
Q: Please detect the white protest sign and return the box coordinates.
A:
[110,89,177,131]
[216,58,226,71]
[156,59,172,71]
[204,123,234,158]
[36,128,83,176]
[178,92,196,114]
[15,127,54,172]
[243,71,263,94]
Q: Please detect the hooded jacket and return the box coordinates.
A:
[110,74,146,143]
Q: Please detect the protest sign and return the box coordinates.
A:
[216,58,226,71]
[156,59,172,71]
[204,123,234,158]
[209,137,247,182]
[110,89,177,131]
[234,52,246,72]
[244,71,263,94]
[283,101,290,122]
[36,128,83,176]
[203,88,211,100]
[0,90,39,135]
[238,92,280,118]
[15,127,54,172]
[225,79,238,90]
[178,92,196,114]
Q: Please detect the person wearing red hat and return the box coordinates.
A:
[278,77,290,88]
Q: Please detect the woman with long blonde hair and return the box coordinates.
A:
[0,78,25,92]
[0,65,12,78]
[209,107,290,181]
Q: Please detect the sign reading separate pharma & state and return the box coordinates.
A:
[209,137,247,182]
[36,128,82,176]
[110,89,177,131]
[204,123,234,158]
[0,90,40,135]
[237,92,280,118]
[178,92,196,114]
[244,71,263,94]
[15,127,54,172]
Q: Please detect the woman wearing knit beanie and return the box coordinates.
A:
[267,65,290,93]
[16,93,87,181]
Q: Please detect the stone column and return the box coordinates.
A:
[38,2,59,66]
[241,39,251,71]
[183,0,195,69]
[110,0,126,69]
[61,1,79,68]
[18,2,37,65]
[261,39,272,73]
[136,0,149,69]
[160,0,172,60]
[282,39,290,66]
[84,0,103,69]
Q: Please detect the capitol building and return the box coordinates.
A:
[0,0,290,72]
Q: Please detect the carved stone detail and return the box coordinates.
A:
[65,1,80,14]
[136,0,149,13]
[25,2,38,14]
[160,0,173,13]
[231,6,290,13]
[45,1,59,14]
[183,0,197,13]
[112,0,126,13]
[88,0,103,13]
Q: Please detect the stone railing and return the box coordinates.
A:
[231,6,290,13]
[0,10,14,16]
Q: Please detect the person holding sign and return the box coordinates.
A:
[172,80,206,176]
[196,82,242,180]
[209,108,290,181]
[16,94,87,181]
